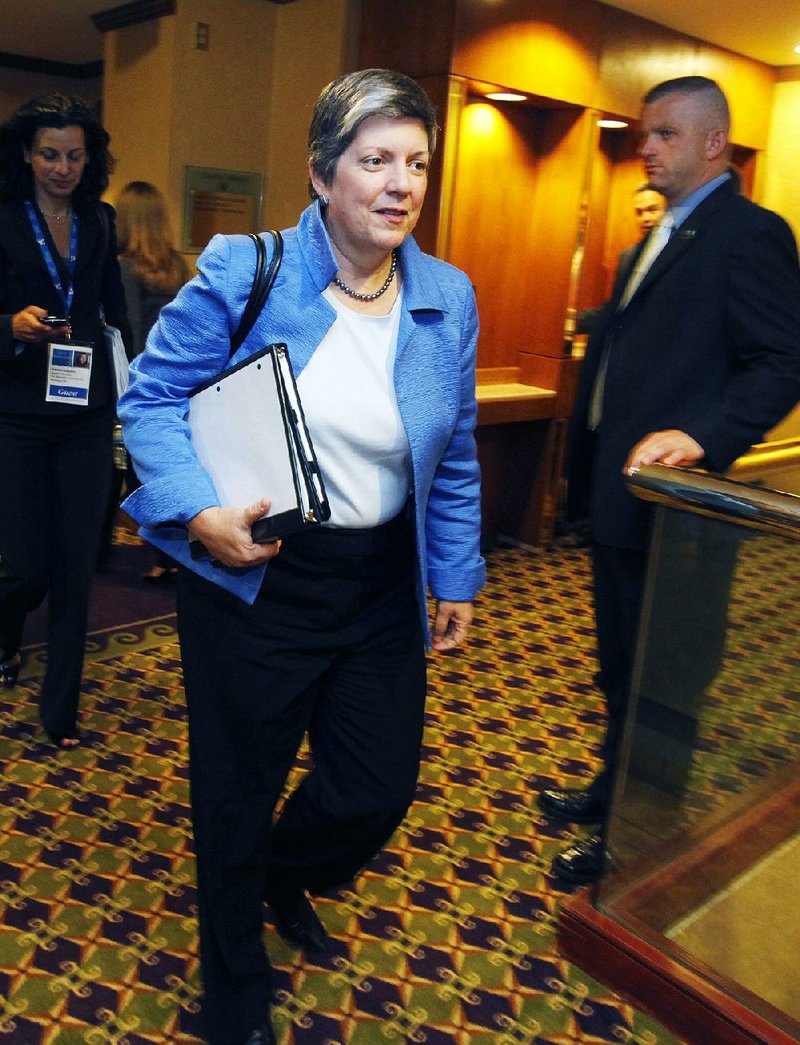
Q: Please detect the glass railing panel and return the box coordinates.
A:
[596,486,800,1030]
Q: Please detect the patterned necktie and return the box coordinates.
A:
[587,213,674,429]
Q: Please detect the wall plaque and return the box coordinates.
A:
[183,166,263,253]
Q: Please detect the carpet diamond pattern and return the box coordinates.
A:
[0,537,687,1043]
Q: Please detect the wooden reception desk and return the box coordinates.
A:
[475,369,561,547]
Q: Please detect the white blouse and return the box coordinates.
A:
[297,288,412,528]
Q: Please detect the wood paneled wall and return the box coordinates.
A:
[358,0,782,545]
[408,74,450,257]
[358,0,456,78]
[447,99,542,368]
[453,0,604,108]
[447,100,591,368]
[360,0,778,381]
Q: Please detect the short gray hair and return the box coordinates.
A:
[308,68,438,198]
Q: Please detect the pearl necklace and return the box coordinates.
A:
[333,251,397,301]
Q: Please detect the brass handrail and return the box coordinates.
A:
[727,437,800,482]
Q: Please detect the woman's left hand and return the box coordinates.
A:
[187,499,282,568]
[431,600,474,651]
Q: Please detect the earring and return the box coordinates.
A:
[319,194,329,206]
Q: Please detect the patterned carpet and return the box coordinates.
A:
[691,530,800,805]
[615,522,800,849]
[0,532,685,1045]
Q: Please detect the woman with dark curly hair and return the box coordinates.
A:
[0,93,131,747]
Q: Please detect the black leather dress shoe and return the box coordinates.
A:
[266,884,331,953]
[243,1018,276,1045]
[551,832,607,884]
[0,651,21,688]
[537,787,606,824]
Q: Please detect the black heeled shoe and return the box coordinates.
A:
[0,652,21,688]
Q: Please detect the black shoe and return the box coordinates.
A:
[551,832,608,884]
[537,787,606,824]
[243,1018,276,1045]
[266,883,331,953]
[0,651,21,688]
[141,565,178,583]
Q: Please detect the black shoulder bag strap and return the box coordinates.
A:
[229,230,283,358]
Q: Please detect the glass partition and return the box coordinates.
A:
[595,468,800,1035]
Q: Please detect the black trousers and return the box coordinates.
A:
[618,513,738,794]
[590,523,740,806]
[0,409,112,736]
[176,512,426,1045]
[588,542,646,805]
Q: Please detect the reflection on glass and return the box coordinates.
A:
[600,505,800,1028]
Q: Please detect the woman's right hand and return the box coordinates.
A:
[187,499,281,568]
[12,306,70,342]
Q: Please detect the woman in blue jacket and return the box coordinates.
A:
[119,69,484,1045]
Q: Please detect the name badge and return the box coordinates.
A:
[45,341,94,405]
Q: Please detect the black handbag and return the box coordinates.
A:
[188,228,300,561]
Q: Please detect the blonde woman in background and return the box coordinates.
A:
[115,180,189,580]
[117,180,188,355]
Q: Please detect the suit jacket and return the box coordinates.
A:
[576,242,638,337]
[569,180,800,549]
[119,201,486,634]
[0,198,131,415]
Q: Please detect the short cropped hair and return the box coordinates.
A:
[643,76,730,132]
[0,92,114,203]
[308,68,438,198]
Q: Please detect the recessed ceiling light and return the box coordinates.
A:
[597,119,629,128]
[486,92,527,102]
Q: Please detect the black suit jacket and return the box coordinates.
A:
[569,180,800,549]
[576,242,638,337]
[0,198,131,415]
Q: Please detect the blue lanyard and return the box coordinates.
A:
[25,200,78,317]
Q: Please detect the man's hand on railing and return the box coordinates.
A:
[625,429,705,476]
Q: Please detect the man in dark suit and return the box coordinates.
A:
[577,183,666,337]
[538,75,800,883]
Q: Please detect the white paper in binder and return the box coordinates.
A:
[188,342,329,543]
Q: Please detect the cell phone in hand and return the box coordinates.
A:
[42,316,69,327]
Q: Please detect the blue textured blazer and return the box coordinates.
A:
[119,201,485,637]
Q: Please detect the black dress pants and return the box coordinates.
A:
[588,541,646,804]
[590,529,737,806]
[176,512,426,1045]
[0,409,112,736]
